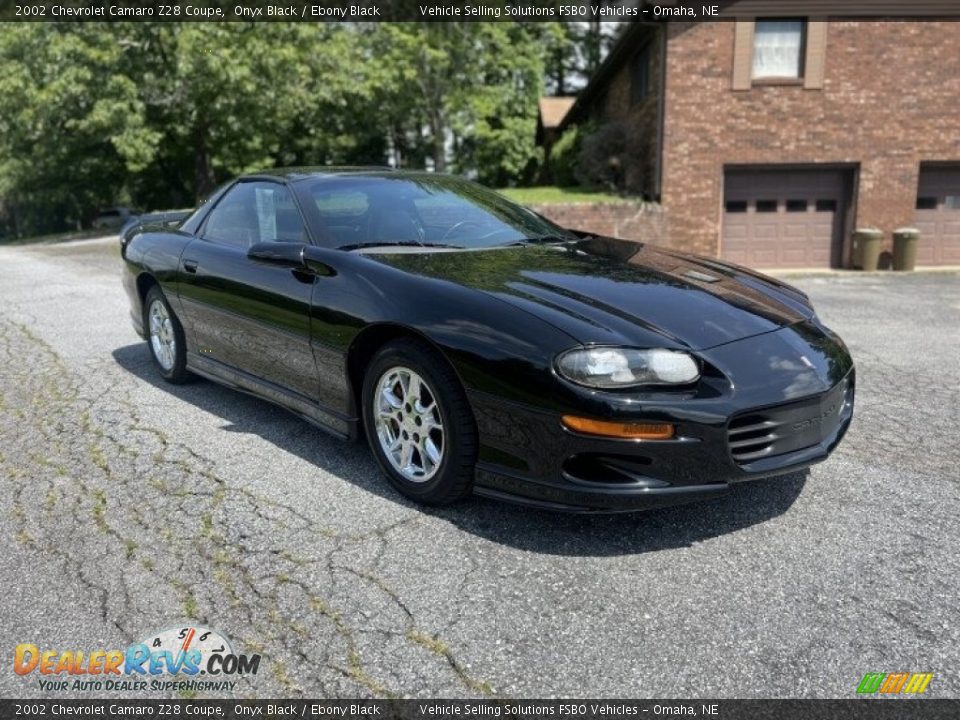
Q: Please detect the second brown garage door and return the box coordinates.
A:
[914,166,960,266]
[722,169,847,269]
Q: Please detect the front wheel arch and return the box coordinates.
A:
[361,337,478,505]
[346,324,467,430]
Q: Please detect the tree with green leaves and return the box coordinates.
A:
[0,23,152,232]
[0,20,612,238]
[367,22,553,185]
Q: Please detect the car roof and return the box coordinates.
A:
[241,166,459,184]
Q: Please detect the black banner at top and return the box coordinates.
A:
[2,0,960,22]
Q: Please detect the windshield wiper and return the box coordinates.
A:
[340,241,464,251]
[504,234,577,246]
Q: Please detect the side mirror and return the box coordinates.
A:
[301,245,338,277]
[247,242,307,267]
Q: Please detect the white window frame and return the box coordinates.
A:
[752,19,806,80]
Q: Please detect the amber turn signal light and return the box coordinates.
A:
[561,416,675,440]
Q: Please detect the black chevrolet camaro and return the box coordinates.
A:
[121,168,854,512]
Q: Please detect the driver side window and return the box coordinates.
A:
[203,182,307,248]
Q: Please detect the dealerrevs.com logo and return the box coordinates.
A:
[857,672,934,695]
[13,625,260,693]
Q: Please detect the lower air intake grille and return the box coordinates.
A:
[727,415,781,463]
[727,378,852,467]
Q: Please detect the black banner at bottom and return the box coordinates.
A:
[2,699,958,720]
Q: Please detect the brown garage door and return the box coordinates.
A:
[722,169,846,268]
[914,166,960,266]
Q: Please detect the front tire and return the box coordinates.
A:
[144,285,189,384]
[362,339,477,505]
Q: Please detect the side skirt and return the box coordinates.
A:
[186,352,360,441]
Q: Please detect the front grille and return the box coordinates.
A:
[727,378,852,467]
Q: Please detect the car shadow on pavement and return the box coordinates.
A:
[113,343,808,557]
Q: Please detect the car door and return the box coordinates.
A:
[176,180,320,400]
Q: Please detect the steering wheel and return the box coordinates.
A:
[441,220,485,243]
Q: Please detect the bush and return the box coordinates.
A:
[549,123,588,187]
[574,122,628,192]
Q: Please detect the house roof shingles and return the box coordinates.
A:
[538,96,576,130]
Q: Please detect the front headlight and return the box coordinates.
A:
[556,347,700,388]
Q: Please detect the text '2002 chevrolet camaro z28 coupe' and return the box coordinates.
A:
[122,168,854,512]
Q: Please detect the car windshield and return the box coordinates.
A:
[294,174,576,250]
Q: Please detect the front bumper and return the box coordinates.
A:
[468,324,855,513]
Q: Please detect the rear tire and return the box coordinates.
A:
[144,285,189,384]
[362,339,477,505]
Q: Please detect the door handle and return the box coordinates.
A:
[183,259,198,274]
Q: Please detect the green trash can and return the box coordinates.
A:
[892,227,920,271]
[853,228,883,271]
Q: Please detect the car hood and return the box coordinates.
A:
[365,237,816,350]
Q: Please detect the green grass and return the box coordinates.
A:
[497,186,636,205]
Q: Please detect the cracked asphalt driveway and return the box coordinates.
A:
[0,237,958,699]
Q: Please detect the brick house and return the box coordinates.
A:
[558,9,960,268]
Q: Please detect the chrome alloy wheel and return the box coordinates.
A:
[374,366,445,482]
[148,299,176,371]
